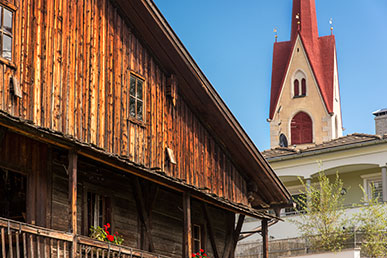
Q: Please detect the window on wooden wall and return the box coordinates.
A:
[129,74,144,122]
[192,224,205,254]
[0,168,27,222]
[85,192,111,234]
[291,111,313,144]
[0,4,14,62]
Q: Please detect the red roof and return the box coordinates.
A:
[269,0,336,119]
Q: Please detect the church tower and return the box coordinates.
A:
[268,0,343,149]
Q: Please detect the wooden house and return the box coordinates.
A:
[0,0,290,257]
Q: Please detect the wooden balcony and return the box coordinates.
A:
[0,217,170,258]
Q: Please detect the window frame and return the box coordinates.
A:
[82,188,112,236]
[128,72,146,125]
[0,1,16,68]
[192,223,206,254]
[361,173,383,203]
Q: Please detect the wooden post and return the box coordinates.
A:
[68,150,78,258]
[262,219,268,258]
[183,192,192,258]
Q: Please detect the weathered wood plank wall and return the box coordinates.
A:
[0,130,51,227]
[0,0,249,206]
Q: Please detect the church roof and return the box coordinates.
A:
[262,133,387,160]
[269,0,337,119]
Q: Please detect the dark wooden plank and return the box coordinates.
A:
[68,150,78,258]
[202,204,219,258]
[132,178,154,252]
[182,191,192,258]
[262,219,268,258]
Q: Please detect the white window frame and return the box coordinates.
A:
[361,173,383,202]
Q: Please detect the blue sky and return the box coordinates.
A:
[153,0,387,151]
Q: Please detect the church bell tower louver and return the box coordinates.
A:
[268,0,343,149]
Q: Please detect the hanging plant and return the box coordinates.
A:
[90,223,124,245]
[192,249,208,258]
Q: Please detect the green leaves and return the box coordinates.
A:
[291,171,349,252]
[352,185,387,257]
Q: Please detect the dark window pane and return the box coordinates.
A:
[130,77,136,96]
[3,8,12,34]
[129,97,136,117]
[137,80,143,100]
[2,34,12,60]
[137,101,143,121]
[193,226,199,239]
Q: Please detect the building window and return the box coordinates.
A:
[129,74,144,121]
[291,111,313,144]
[86,192,111,234]
[0,5,13,61]
[192,224,203,254]
[0,168,26,222]
[301,78,306,96]
[362,174,383,202]
[293,71,306,98]
[279,133,288,147]
[294,79,299,97]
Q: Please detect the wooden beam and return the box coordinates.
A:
[223,213,245,258]
[202,204,219,258]
[132,177,155,252]
[183,192,192,258]
[262,219,269,258]
[230,214,245,258]
[68,150,78,258]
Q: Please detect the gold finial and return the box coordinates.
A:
[296,13,300,25]
[329,18,334,35]
[274,28,278,42]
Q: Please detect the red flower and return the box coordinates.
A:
[107,234,114,242]
[106,223,110,228]
[204,254,207,256]
[192,254,196,257]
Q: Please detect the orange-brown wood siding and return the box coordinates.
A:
[0,0,249,206]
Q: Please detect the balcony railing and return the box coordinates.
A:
[0,217,170,258]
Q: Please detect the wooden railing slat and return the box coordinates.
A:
[0,219,72,242]
[16,232,20,258]
[64,241,67,258]
[29,234,34,258]
[8,227,14,258]
[22,233,27,258]
[55,239,59,258]
[1,227,6,258]
[1,218,170,258]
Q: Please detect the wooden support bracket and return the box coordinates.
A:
[202,204,219,258]
[133,177,155,252]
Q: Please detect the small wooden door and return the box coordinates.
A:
[291,112,312,144]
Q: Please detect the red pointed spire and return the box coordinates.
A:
[290,0,319,43]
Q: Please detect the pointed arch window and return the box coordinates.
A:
[301,78,306,96]
[291,112,313,144]
[294,79,299,97]
[293,71,306,98]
